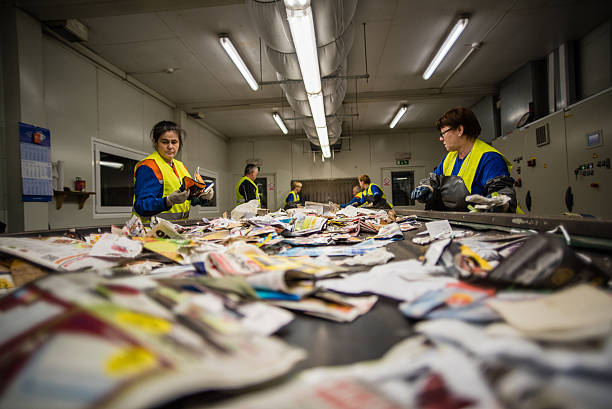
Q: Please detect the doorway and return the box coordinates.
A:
[391,171,415,206]
[254,173,276,210]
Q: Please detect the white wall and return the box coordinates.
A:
[228,132,445,209]
[579,19,612,98]
[180,114,231,217]
[42,35,229,228]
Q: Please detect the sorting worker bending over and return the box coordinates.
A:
[411,107,521,213]
[284,181,303,210]
[133,121,213,222]
[235,164,261,206]
[340,185,364,208]
[357,175,393,209]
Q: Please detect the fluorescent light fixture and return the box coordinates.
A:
[316,126,330,147]
[423,17,469,80]
[219,34,259,91]
[272,112,288,134]
[321,144,331,158]
[308,93,326,127]
[389,104,408,128]
[284,0,331,150]
[284,1,321,94]
[100,161,124,170]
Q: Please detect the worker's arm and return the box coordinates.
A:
[133,165,171,216]
[340,195,360,208]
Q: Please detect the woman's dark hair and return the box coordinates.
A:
[150,121,186,151]
[435,107,481,140]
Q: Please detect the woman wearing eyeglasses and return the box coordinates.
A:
[411,107,521,213]
[132,121,214,223]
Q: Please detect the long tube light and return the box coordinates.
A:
[308,93,326,127]
[284,0,331,158]
[423,17,469,80]
[219,34,259,91]
[316,126,330,147]
[272,112,288,134]
[322,145,331,158]
[283,3,321,94]
[389,105,408,128]
[100,161,124,170]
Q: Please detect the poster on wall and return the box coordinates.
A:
[19,122,52,202]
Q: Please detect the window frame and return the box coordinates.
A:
[91,138,148,219]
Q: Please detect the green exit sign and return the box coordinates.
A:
[396,159,410,166]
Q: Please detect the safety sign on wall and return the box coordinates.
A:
[19,122,52,202]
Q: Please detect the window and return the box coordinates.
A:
[92,139,147,217]
[194,167,219,213]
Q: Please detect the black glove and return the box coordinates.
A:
[410,185,433,202]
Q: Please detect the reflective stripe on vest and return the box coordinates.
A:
[235,176,261,206]
[365,183,393,208]
[442,139,523,214]
[133,150,191,222]
[284,191,300,204]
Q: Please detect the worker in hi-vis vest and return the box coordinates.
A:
[133,121,213,223]
[340,185,365,208]
[283,180,302,209]
[356,175,393,209]
[411,107,522,213]
[235,163,261,206]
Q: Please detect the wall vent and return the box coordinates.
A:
[536,124,550,146]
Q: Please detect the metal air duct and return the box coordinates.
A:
[246,0,358,149]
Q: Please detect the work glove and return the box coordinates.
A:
[166,189,190,207]
[410,185,433,203]
[199,188,214,201]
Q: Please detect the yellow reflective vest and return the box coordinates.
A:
[235,176,261,206]
[284,190,300,205]
[442,139,523,214]
[364,183,393,208]
[133,150,191,222]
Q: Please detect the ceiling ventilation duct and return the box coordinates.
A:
[246,0,358,149]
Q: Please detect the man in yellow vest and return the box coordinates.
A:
[235,164,261,206]
[340,185,365,208]
[133,121,213,223]
[283,180,302,209]
[411,107,521,213]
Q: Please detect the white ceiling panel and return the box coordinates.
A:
[18,0,612,139]
[81,13,175,45]
[157,5,280,100]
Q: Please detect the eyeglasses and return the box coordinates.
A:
[440,128,455,137]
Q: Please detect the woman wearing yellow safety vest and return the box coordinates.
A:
[411,107,521,213]
[133,121,213,222]
[357,175,393,209]
[283,180,302,209]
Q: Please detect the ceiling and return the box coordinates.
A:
[16,0,612,140]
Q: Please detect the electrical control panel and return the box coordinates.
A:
[492,88,612,219]
[565,90,612,218]
[514,111,568,215]
[492,131,526,211]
